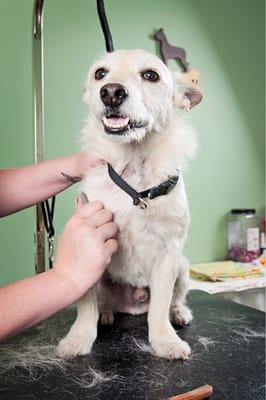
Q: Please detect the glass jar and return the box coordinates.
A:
[227,209,260,262]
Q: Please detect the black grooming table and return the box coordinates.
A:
[0,290,265,400]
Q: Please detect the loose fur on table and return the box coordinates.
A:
[0,315,116,389]
[1,312,264,391]
[0,314,189,390]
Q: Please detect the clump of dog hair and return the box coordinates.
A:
[0,320,67,380]
[231,327,265,343]
[0,315,118,389]
[131,337,155,355]
[197,336,217,350]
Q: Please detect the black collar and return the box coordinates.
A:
[107,163,180,209]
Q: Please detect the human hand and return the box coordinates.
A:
[64,153,105,183]
[53,197,118,301]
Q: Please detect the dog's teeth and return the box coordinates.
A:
[103,116,129,129]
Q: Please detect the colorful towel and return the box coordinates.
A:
[190,261,264,282]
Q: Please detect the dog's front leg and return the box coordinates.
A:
[57,285,99,358]
[148,252,191,360]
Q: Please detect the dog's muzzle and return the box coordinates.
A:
[100,83,148,135]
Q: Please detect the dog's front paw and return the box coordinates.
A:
[57,333,95,358]
[151,336,191,360]
[170,303,193,326]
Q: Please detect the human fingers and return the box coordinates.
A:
[75,200,104,218]
[76,192,89,211]
[76,194,83,210]
[79,192,89,205]
[97,222,118,242]
[88,209,114,228]
[88,157,106,168]
[104,238,119,256]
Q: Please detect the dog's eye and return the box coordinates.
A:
[141,70,160,82]
[95,68,108,80]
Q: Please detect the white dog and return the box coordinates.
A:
[58,49,202,360]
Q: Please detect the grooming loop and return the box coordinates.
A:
[97,0,114,52]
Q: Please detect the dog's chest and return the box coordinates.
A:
[120,160,144,180]
[81,158,151,216]
[80,159,189,286]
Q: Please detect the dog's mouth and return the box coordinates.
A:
[102,112,148,135]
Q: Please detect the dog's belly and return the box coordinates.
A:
[80,167,189,287]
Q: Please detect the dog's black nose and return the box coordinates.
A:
[100,83,128,107]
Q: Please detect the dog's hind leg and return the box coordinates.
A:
[57,286,99,358]
[98,281,115,325]
[170,255,193,326]
[148,250,191,360]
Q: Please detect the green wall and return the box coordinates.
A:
[0,0,265,285]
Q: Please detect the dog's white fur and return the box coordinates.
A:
[57,49,202,360]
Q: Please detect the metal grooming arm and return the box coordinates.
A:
[33,0,46,273]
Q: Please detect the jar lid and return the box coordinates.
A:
[231,208,256,214]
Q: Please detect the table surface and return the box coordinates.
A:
[0,290,265,400]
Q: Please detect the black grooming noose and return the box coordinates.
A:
[97,0,114,52]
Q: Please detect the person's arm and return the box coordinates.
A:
[0,198,118,341]
[0,269,78,340]
[0,153,102,217]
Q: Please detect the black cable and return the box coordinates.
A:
[97,0,114,52]
[50,195,56,220]
[41,197,55,238]
[41,196,56,268]
[45,199,55,237]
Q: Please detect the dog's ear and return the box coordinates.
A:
[173,72,203,111]
[82,77,90,105]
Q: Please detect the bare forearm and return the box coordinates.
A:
[0,154,81,217]
[0,269,78,341]
[0,195,118,342]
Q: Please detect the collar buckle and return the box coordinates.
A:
[138,198,148,210]
[133,196,147,209]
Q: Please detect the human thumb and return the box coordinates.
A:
[76,190,89,208]
[76,194,83,211]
